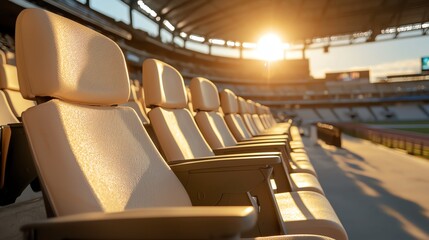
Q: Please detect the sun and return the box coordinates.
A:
[257,33,284,62]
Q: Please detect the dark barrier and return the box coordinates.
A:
[336,123,429,158]
[316,122,342,147]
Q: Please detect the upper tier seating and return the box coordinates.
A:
[387,105,428,121]
[315,108,338,122]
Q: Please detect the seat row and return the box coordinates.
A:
[1,8,347,239]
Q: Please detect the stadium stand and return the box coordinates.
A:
[294,109,322,124]
[370,106,395,121]
[352,107,376,121]
[386,105,428,121]
[333,107,353,122]
[316,108,338,122]
[1,0,429,239]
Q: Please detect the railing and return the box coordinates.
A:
[336,123,429,158]
[316,122,342,147]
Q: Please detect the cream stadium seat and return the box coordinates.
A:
[220,90,288,143]
[121,82,150,124]
[238,96,286,138]
[190,77,323,194]
[255,102,273,129]
[186,86,196,116]
[247,101,304,150]
[143,59,347,239]
[0,51,37,206]
[0,51,19,125]
[246,99,289,136]
[221,91,316,176]
[16,9,265,239]
[256,103,292,132]
[0,64,35,119]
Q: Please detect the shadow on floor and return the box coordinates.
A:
[304,136,429,240]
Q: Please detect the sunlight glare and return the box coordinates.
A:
[257,33,283,61]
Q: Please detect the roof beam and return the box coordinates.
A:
[175,0,257,32]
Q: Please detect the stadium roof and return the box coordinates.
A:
[142,0,429,43]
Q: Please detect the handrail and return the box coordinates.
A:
[336,123,429,158]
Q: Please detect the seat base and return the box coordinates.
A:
[290,173,324,195]
[274,191,347,240]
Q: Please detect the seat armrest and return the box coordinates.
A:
[213,143,287,156]
[251,135,288,140]
[22,206,256,240]
[170,156,285,235]
[213,145,294,193]
[237,139,287,145]
[170,155,281,171]
[169,152,282,165]
[170,156,280,206]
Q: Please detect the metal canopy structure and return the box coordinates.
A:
[140,0,429,43]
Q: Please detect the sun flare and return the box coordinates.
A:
[257,33,284,62]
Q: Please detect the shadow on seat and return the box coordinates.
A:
[16,8,258,239]
[142,59,347,239]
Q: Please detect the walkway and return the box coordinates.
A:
[305,134,429,239]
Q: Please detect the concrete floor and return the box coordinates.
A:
[305,134,429,240]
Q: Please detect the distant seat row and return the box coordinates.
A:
[0,8,347,240]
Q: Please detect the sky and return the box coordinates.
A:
[88,0,429,82]
[305,35,429,81]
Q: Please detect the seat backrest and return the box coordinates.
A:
[219,89,254,141]
[247,99,267,133]
[0,91,19,125]
[0,52,19,124]
[0,51,6,65]
[16,9,191,217]
[121,82,150,124]
[0,62,36,118]
[237,97,260,136]
[143,59,214,161]
[255,102,271,129]
[190,77,237,149]
[185,86,196,116]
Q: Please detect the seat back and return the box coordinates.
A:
[0,52,19,124]
[237,97,259,136]
[121,82,150,124]
[0,62,36,118]
[185,86,196,116]
[247,99,267,133]
[16,9,191,217]
[190,77,237,149]
[143,59,214,161]
[255,102,271,129]
[219,89,254,141]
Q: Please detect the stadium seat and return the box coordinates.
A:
[0,63,35,119]
[220,89,317,175]
[220,89,288,142]
[120,82,150,124]
[186,86,196,116]
[190,76,324,194]
[246,99,289,136]
[0,52,20,124]
[0,50,38,206]
[143,59,347,239]
[16,8,260,239]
